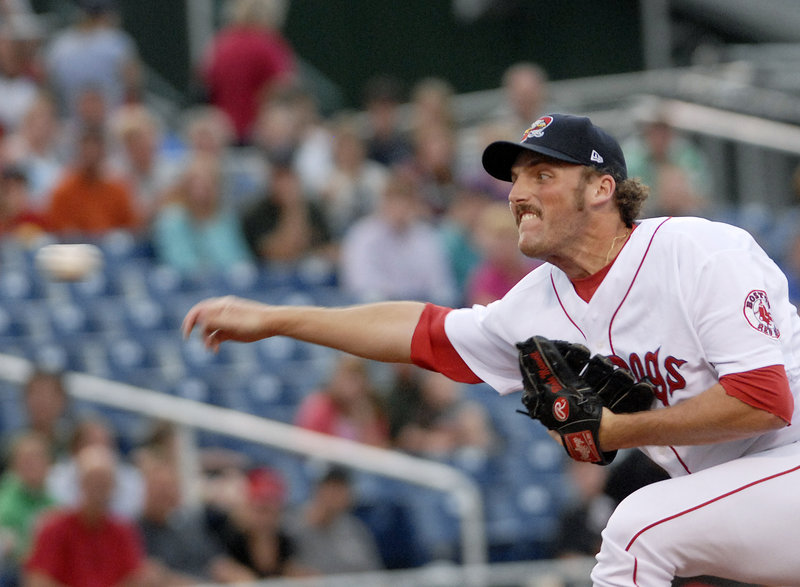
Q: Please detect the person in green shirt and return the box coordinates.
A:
[0,431,57,572]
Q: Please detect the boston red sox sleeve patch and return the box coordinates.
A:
[743,290,780,338]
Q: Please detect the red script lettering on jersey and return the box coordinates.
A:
[610,350,687,407]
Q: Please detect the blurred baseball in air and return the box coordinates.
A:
[35,244,104,281]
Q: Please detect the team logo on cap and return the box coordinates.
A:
[521,116,554,141]
[743,289,780,338]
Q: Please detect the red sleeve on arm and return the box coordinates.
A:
[719,365,794,424]
[410,303,482,384]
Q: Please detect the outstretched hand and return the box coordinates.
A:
[182,295,272,352]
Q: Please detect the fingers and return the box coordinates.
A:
[205,329,221,353]
[181,297,228,340]
[181,304,202,339]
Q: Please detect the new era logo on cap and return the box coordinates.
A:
[481,113,627,182]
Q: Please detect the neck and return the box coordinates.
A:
[549,221,631,280]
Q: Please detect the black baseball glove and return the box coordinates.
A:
[516,336,655,465]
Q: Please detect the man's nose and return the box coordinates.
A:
[508,180,529,204]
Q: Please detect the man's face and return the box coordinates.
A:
[507,152,595,261]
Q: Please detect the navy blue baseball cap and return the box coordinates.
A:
[482,113,627,182]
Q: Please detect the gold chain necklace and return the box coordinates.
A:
[605,229,631,264]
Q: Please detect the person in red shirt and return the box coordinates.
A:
[45,125,139,237]
[0,164,50,245]
[294,354,389,447]
[24,444,146,587]
[201,0,296,145]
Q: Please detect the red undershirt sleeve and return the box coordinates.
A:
[719,365,793,424]
[410,303,482,384]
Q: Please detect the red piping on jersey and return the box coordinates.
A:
[624,463,800,552]
[669,446,692,474]
[632,557,639,586]
[608,218,672,355]
[550,271,587,340]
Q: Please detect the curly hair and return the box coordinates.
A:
[614,177,650,228]
[582,167,650,227]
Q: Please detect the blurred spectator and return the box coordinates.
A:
[0,431,56,582]
[2,91,64,210]
[623,101,713,217]
[294,354,389,447]
[319,113,387,239]
[407,121,460,218]
[47,415,144,520]
[552,460,615,558]
[23,444,147,587]
[279,85,334,196]
[0,22,38,137]
[498,62,550,129]
[131,420,180,471]
[466,201,541,306]
[409,77,456,135]
[137,455,252,585]
[361,74,412,167]
[214,467,308,579]
[651,162,709,217]
[389,368,495,459]
[0,163,49,246]
[250,94,298,166]
[436,184,491,300]
[458,119,522,202]
[44,0,142,119]
[58,84,112,156]
[201,0,296,145]
[15,370,72,463]
[108,103,173,224]
[250,84,334,196]
[0,0,45,83]
[45,124,140,237]
[152,152,254,276]
[169,104,266,209]
[286,466,384,575]
[340,168,457,305]
[240,156,332,265]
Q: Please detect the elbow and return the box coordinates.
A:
[765,411,790,431]
[749,409,789,434]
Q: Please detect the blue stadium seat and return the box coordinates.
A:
[402,488,461,562]
[171,376,212,403]
[122,297,169,332]
[0,267,40,301]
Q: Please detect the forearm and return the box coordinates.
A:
[269,301,425,362]
[600,384,786,451]
[183,296,427,364]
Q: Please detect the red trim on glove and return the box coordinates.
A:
[410,303,482,383]
[719,365,793,424]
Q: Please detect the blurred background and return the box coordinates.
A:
[0,1,797,586]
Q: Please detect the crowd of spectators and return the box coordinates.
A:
[0,0,797,585]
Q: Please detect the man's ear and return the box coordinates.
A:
[590,174,616,205]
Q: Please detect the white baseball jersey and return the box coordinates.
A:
[419,215,800,583]
[442,216,800,476]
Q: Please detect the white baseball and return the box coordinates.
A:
[35,244,104,281]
